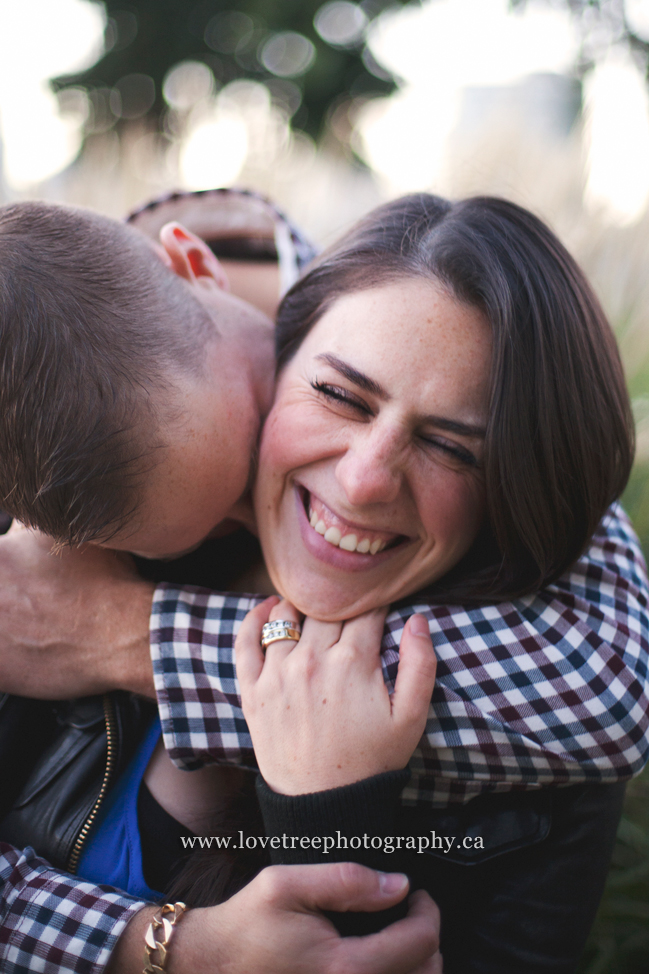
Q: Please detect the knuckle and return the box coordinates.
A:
[258,866,285,902]
[256,865,286,903]
[336,645,359,666]
[291,649,318,680]
[335,860,366,895]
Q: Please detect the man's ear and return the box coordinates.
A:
[158,222,230,291]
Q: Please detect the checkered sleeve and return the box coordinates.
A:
[150,504,649,806]
[0,843,147,974]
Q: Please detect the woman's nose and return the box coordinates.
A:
[335,428,404,507]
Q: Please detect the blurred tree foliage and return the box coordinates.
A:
[511,0,649,79]
[54,0,414,139]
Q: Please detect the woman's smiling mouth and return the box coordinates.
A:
[297,486,409,564]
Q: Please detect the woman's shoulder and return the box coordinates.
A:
[383,503,648,652]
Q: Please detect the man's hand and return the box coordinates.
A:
[0,526,155,699]
[109,863,442,974]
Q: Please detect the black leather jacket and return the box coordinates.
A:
[0,530,259,877]
[0,691,155,873]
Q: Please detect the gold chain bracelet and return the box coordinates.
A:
[143,901,187,973]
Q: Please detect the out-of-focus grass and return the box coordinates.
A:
[578,766,649,974]
[580,430,649,972]
[575,302,649,972]
[622,463,649,566]
[576,268,649,974]
[443,121,649,974]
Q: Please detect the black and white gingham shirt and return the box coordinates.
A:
[2,504,648,972]
[149,504,649,808]
[0,844,144,973]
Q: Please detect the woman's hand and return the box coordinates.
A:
[235,597,437,795]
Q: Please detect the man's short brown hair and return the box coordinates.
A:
[0,201,214,545]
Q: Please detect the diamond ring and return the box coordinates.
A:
[261,619,302,649]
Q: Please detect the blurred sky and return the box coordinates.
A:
[1,0,649,222]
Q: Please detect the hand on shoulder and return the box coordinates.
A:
[236,597,437,794]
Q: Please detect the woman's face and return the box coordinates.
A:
[254,278,492,620]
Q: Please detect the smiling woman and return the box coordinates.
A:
[220,192,640,969]
[256,278,491,619]
[213,191,641,971]
[265,192,633,613]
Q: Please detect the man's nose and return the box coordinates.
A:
[335,427,404,507]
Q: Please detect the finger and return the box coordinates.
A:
[390,614,437,731]
[269,599,344,655]
[333,607,388,667]
[265,862,410,915]
[263,597,304,661]
[298,614,343,652]
[235,596,280,689]
[342,889,441,974]
[267,598,301,626]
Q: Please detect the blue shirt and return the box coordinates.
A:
[77,715,162,901]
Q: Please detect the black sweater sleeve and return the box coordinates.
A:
[255,769,411,936]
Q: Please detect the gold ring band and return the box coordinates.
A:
[261,620,302,649]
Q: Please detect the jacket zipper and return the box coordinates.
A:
[67,693,116,874]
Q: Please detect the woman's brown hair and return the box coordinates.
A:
[275,194,634,604]
[171,193,635,908]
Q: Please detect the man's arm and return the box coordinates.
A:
[0,528,156,700]
[1,506,647,794]
[150,505,649,799]
[0,842,147,973]
[0,843,440,974]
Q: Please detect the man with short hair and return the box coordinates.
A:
[0,198,443,974]
[0,200,273,553]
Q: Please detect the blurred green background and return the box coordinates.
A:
[0,1,648,969]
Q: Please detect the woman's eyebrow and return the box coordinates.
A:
[425,417,486,438]
[315,353,389,399]
[315,352,486,437]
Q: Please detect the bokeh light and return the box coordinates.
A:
[314,2,368,48]
[0,0,104,189]
[259,32,316,78]
[163,61,215,112]
[357,0,578,193]
[584,56,649,223]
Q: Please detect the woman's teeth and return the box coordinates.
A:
[309,508,387,554]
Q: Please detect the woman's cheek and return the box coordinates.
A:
[258,402,339,477]
[418,466,486,551]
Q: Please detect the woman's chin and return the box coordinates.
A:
[275,580,380,621]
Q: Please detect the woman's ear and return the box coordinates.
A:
[158,222,230,291]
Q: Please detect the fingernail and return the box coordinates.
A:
[379,872,408,895]
[409,614,429,637]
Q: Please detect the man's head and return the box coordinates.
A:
[0,201,273,556]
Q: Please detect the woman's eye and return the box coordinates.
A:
[423,436,478,468]
[310,379,372,416]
